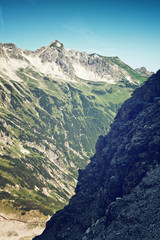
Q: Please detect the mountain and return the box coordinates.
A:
[0,40,147,221]
[134,66,153,77]
[34,70,160,240]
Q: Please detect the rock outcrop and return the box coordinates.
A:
[134,66,153,77]
[34,70,160,240]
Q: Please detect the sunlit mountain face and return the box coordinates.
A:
[0,40,148,231]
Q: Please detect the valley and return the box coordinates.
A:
[0,40,148,226]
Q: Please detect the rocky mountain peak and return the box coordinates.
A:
[0,40,147,84]
[0,42,27,62]
[34,70,160,240]
[49,40,64,50]
[3,42,17,49]
[134,66,153,77]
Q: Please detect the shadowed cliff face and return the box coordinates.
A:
[34,70,160,240]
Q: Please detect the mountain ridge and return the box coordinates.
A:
[0,40,146,83]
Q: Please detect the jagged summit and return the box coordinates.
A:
[0,40,147,84]
[49,40,64,50]
[34,70,160,240]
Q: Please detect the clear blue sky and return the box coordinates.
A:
[0,0,159,72]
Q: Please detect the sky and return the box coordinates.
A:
[0,0,159,72]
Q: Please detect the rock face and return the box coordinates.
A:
[34,70,160,240]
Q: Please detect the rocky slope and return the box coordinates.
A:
[134,66,153,77]
[34,70,160,240]
[0,40,147,220]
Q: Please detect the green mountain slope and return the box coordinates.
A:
[0,41,147,220]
